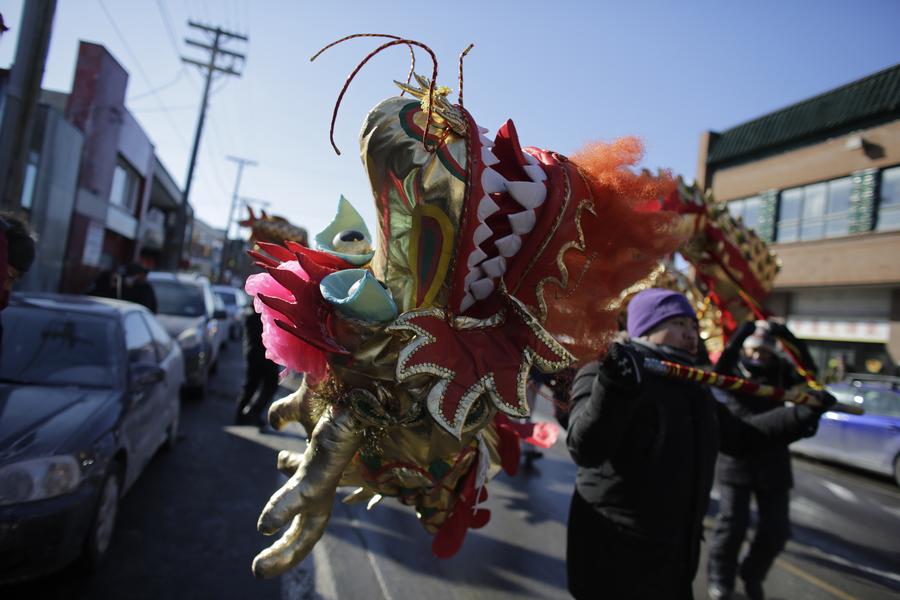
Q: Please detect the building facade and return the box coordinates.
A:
[1,41,191,293]
[697,64,900,377]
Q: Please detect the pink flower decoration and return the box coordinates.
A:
[245,260,329,384]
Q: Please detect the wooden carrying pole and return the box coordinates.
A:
[641,357,864,415]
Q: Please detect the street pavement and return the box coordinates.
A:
[4,339,900,599]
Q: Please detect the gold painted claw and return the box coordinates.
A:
[251,406,363,578]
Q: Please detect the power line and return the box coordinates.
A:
[171,20,248,267]
[95,0,188,145]
[127,70,183,102]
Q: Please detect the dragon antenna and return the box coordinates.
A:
[457,43,474,110]
[311,35,439,155]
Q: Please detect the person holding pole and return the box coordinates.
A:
[565,288,835,600]
[707,320,817,600]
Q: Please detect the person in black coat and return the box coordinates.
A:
[234,308,281,428]
[565,289,832,600]
[707,320,816,600]
[120,263,158,313]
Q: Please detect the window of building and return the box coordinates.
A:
[776,177,851,242]
[110,159,140,214]
[20,151,40,210]
[876,165,900,232]
[727,195,762,230]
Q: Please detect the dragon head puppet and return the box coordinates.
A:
[247,38,683,578]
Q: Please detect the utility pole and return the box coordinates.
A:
[219,155,256,281]
[0,0,57,210]
[171,20,247,270]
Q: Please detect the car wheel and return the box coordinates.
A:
[894,455,900,488]
[82,466,121,570]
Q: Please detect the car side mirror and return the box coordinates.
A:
[213,309,227,320]
[130,363,165,388]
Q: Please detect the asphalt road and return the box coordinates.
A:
[5,339,900,599]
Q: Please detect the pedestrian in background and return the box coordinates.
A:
[0,213,36,362]
[234,308,280,429]
[120,263,157,313]
[707,320,817,600]
[565,289,833,600]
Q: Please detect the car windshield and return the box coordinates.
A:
[0,305,121,387]
[151,280,205,317]
[215,290,236,307]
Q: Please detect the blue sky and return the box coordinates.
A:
[2,0,899,238]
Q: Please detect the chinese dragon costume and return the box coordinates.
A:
[244,36,684,578]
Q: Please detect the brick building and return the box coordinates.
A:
[697,64,900,376]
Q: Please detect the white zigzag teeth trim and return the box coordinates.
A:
[473,222,493,246]
[467,247,488,268]
[481,147,500,167]
[495,234,522,257]
[507,180,546,209]
[481,255,506,278]
[477,195,500,221]
[470,278,494,300]
[508,210,536,235]
[481,168,507,194]
[523,164,547,182]
[464,266,483,287]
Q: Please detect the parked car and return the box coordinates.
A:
[212,285,249,341]
[0,293,183,582]
[147,272,226,397]
[791,380,900,486]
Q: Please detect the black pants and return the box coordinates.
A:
[567,490,693,599]
[235,355,280,425]
[708,483,791,589]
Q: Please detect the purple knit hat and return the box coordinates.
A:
[626,288,697,338]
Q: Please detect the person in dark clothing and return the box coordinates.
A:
[235,309,281,428]
[120,263,157,313]
[0,214,36,311]
[707,320,815,600]
[565,289,832,600]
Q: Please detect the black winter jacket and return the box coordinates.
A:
[713,326,813,490]
[566,340,820,596]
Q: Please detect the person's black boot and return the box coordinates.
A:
[741,577,765,600]
[707,583,732,600]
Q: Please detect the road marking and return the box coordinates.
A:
[794,457,900,501]
[822,480,859,503]
[776,557,858,600]
[349,514,395,600]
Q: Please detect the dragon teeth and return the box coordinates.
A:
[481,256,507,278]
[507,180,546,209]
[477,195,500,221]
[495,234,522,258]
[467,247,488,268]
[479,133,494,147]
[523,164,547,182]
[523,152,539,166]
[473,222,493,245]
[509,210,536,235]
[470,278,495,300]
[460,293,476,312]
[481,147,500,167]
[464,266,483,286]
[481,167,508,194]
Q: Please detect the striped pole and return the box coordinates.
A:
[641,357,864,415]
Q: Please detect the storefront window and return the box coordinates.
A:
[876,165,900,231]
[776,177,851,242]
[728,196,762,230]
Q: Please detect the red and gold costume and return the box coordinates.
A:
[245,38,683,578]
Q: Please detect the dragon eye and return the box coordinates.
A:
[332,229,372,255]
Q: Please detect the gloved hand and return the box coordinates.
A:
[812,389,837,413]
[733,320,758,341]
[602,342,643,392]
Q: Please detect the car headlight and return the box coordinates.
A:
[177,328,202,349]
[0,456,82,506]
